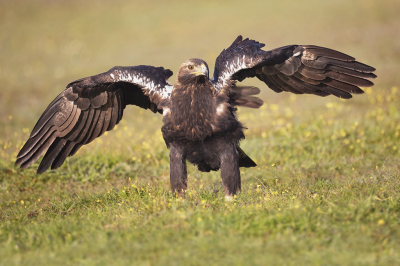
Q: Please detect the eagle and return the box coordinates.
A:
[16,36,376,199]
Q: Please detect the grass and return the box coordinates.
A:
[1,0,400,265]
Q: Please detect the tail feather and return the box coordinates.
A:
[230,86,264,108]
[236,145,256,168]
[197,145,256,172]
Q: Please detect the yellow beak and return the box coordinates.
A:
[191,64,207,76]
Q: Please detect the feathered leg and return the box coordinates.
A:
[220,142,241,199]
[169,145,187,197]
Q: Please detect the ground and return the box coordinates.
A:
[0,0,399,265]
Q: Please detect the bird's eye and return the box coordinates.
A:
[188,65,194,70]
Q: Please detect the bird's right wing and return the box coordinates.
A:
[16,65,173,174]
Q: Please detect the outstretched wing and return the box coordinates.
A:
[211,36,376,99]
[16,65,173,174]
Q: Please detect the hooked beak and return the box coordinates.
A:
[191,64,208,76]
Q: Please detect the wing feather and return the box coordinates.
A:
[20,131,57,169]
[16,126,55,165]
[320,86,352,99]
[87,108,107,144]
[74,109,95,144]
[280,74,320,94]
[297,65,326,80]
[301,46,355,61]
[58,104,78,132]
[108,93,119,131]
[66,109,90,142]
[81,108,101,145]
[212,36,376,100]
[302,57,375,72]
[259,74,284,93]
[326,65,377,79]
[325,71,374,87]
[116,90,124,124]
[51,141,75,170]
[29,97,70,138]
[321,78,364,94]
[69,143,83,157]
[17,65,173,174]
[37,139,68,174]
[293,72,321,85]
[273,74,304,94]
[99,101,113,137]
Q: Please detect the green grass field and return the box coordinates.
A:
[1,0,400,265]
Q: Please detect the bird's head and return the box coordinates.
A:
[177,59,209,83]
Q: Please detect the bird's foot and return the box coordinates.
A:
[225,195,234,201]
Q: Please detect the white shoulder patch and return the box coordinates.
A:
[112,69,173,99]
[212,53,261,92]
[162,85,174,99]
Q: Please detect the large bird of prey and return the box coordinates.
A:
[16,36,376,198]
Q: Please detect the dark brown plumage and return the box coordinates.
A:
[16,36,376,199]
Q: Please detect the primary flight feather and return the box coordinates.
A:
[16,36,376,198]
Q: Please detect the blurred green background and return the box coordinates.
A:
[1,0,399,139]
[1,1,400,265]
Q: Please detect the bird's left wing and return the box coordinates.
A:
[16,65,173,174]
[211,36,376,99]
